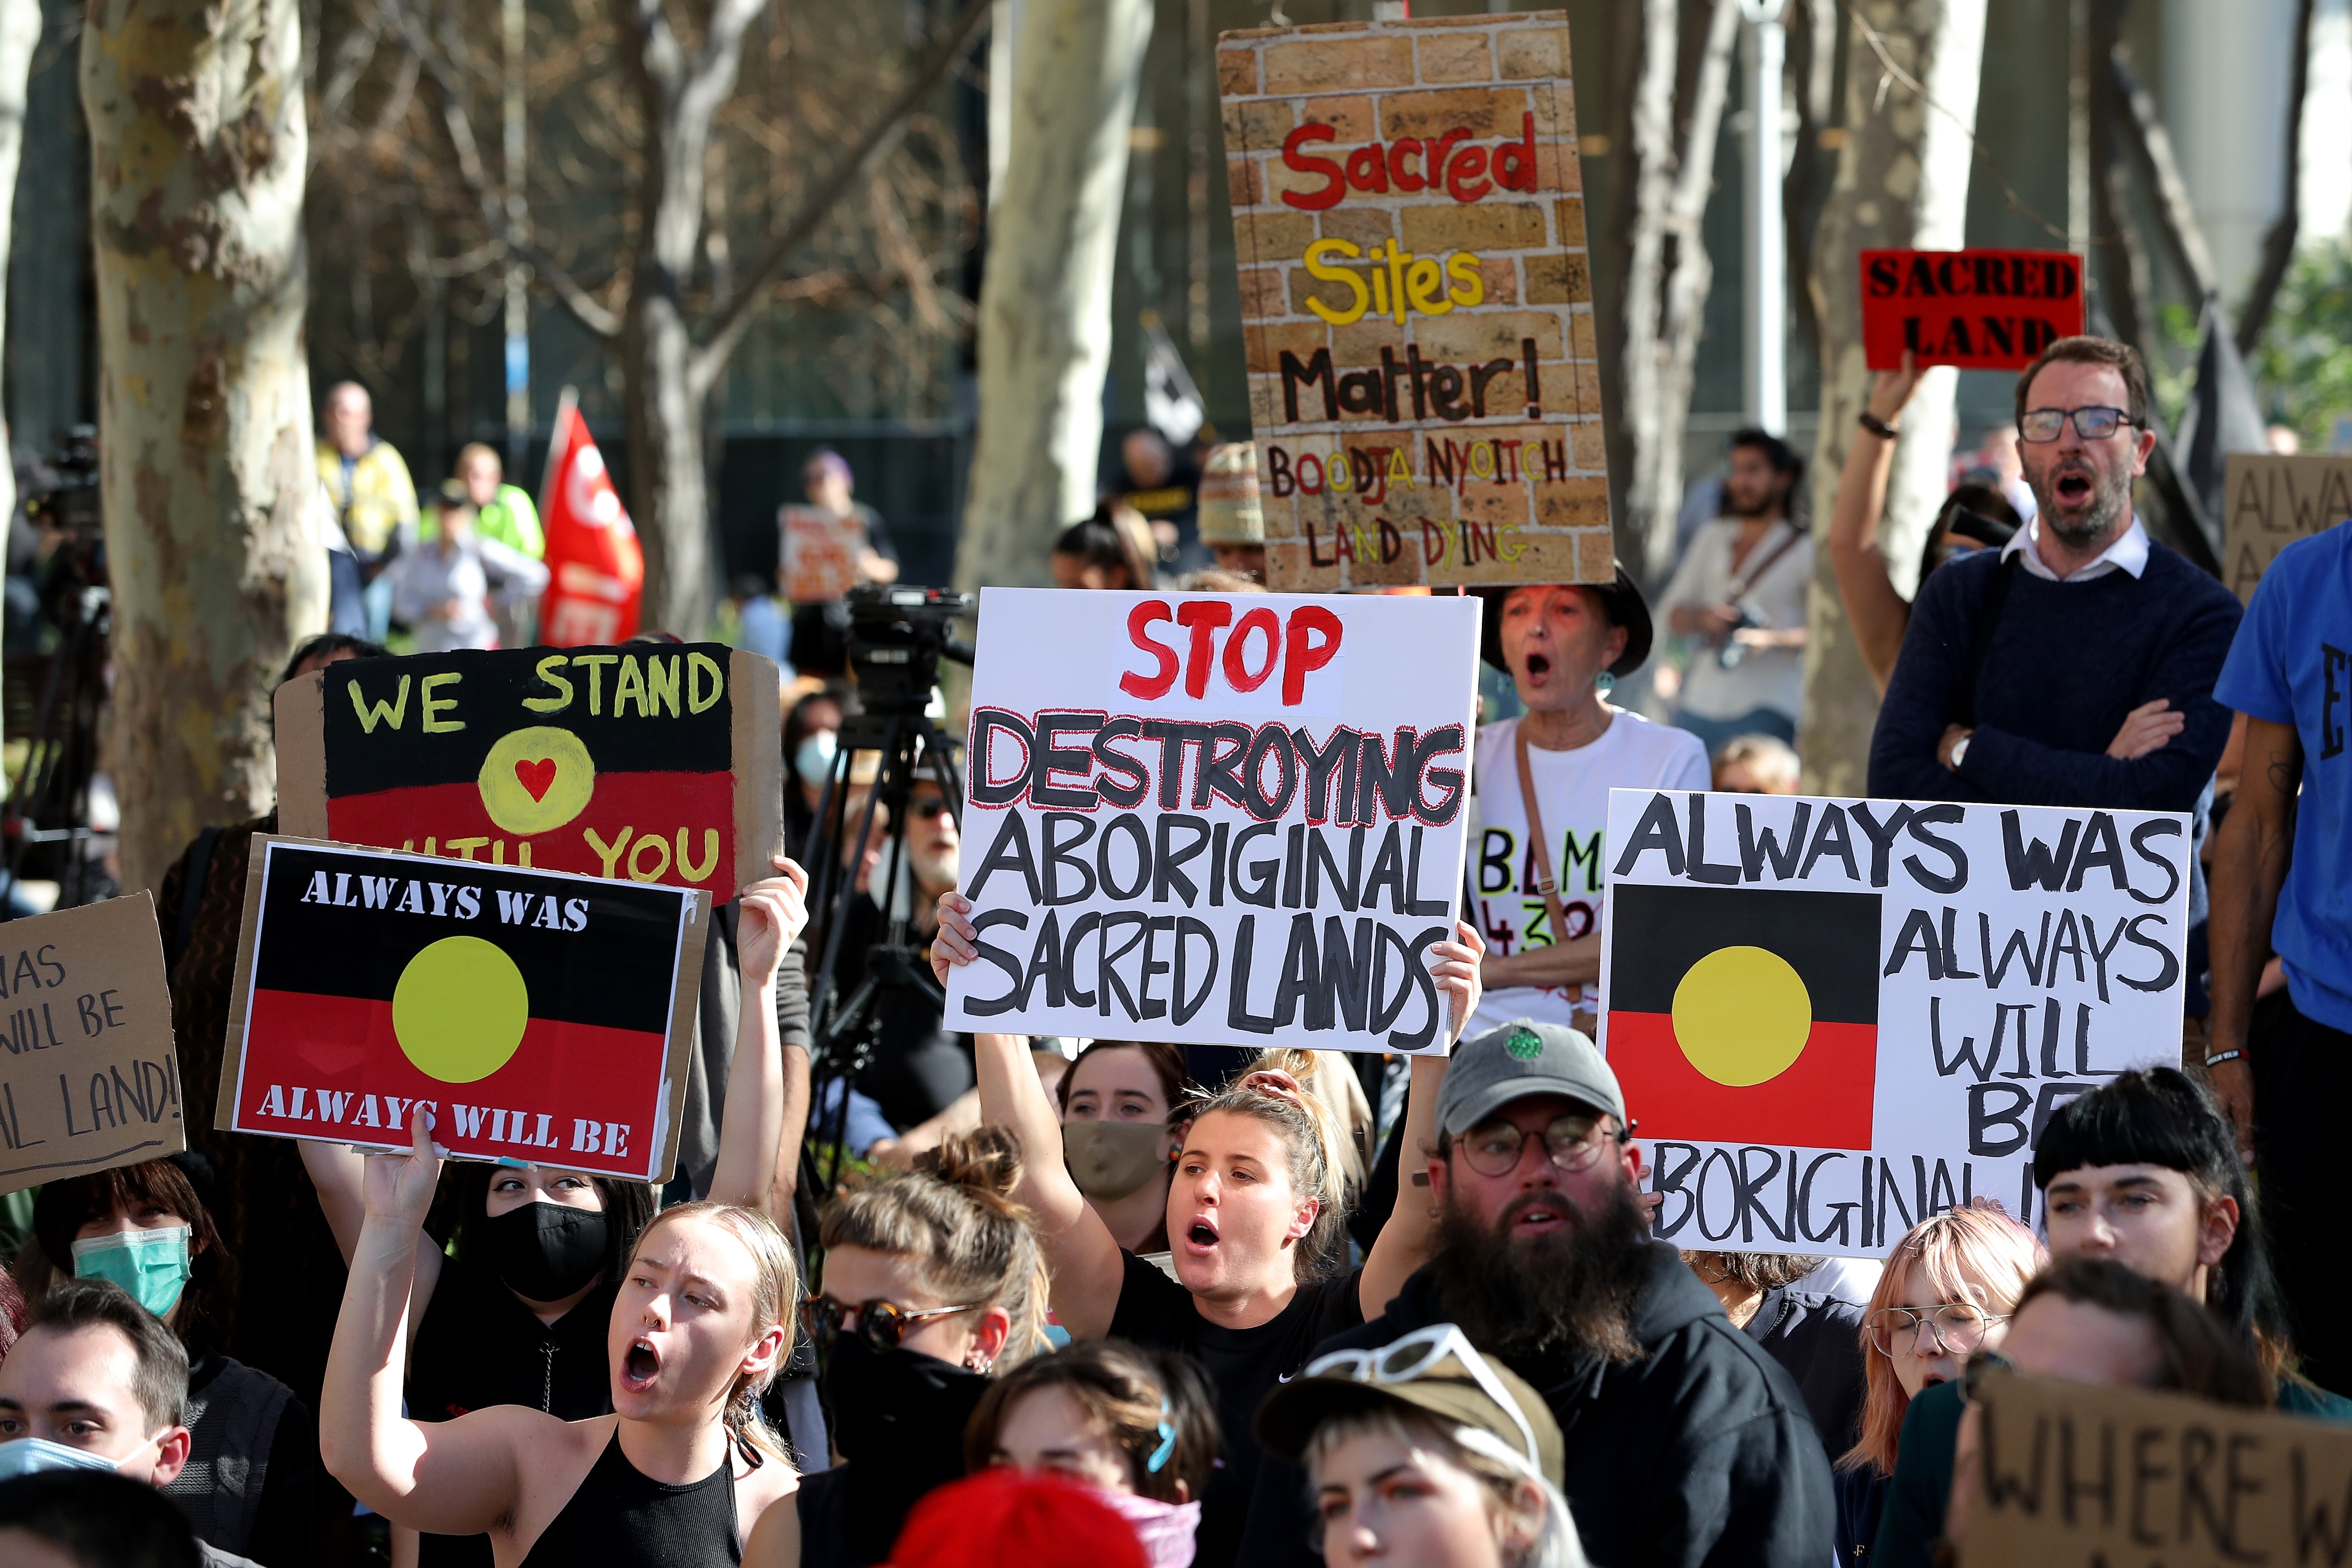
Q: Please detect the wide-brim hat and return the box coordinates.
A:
[1475,567,1653,679]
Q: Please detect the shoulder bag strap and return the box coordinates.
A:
[1725,521,1804,602]
[1513,724,1572,955]
[1955,553,2022,730]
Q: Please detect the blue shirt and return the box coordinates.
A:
[2215,524,2352,1033]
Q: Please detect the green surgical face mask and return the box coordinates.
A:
[1062,1120,1171,1201]
[72,1225,193,1319]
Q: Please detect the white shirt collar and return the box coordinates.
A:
[2000,515,2150,582]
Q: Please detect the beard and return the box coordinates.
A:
[1724,481,1783,519]
[1431,1177,1650,1365]
[2029,455,2133,548]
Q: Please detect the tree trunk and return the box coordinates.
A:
[1797,0,1984,794]
[85,0,327,893]
[620,0,763,640]
[0,0,38,722]
[954,0,1153,594]
[1621,0,1738,587]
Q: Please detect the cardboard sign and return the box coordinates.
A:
[1860,249,2084,370]
[1599,790,2189,1258]
[779,505,865,604]
[1963,1369,2352,1568]
[1217,13,1612,590]
[0,895,185,1195]
[276,646,783,905]
[2222,452,2352,601]
[218,837,707,1182]
[943,589,1479,1052]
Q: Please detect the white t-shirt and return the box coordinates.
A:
[1658,517,1812,723]
[1465,712,1709,1036]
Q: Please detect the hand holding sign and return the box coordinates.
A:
[363,1106,445,1238]
[738,856,810,991]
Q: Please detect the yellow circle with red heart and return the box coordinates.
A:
[477,726,597,836]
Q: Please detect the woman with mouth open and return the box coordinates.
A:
[931,911,1485,1568]
[319,868,810,1568]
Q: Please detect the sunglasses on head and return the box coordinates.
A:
[801,1294,978,1355]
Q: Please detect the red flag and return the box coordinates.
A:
[537,390,643,645]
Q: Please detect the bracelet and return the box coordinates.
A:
[2204,1048,2246,1068]
[1857,411,1900,440]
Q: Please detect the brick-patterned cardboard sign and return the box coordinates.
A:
[1219,12,1611,591]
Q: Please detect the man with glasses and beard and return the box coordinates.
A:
[1236,1020,1833,1568]
[1867,335,2240,813]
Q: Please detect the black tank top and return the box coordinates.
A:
[519,1430,747,1568]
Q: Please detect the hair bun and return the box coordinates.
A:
[921,1124,1027,1201]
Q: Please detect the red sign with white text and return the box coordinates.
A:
[1860,249,2084,371]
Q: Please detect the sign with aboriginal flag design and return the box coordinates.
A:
[1599,789,2191,1259]
[217,837,707,1182]
[275,646,783,905]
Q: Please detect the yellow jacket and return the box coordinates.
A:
[318,438,418,561]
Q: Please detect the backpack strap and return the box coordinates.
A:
[1955,553,2022,730]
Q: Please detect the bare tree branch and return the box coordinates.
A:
[379,0,625,337]
[691,0,988,391]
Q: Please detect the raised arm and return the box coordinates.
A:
[934,890,1127,1339]
[710,859,809,1211]
[767,936,813,1222]
[1360,920,1482,1318]
[299,1138,444,1336]
[320,1109,528,1536]
[1829,357,1924,694]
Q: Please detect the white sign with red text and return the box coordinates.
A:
[944,588,1480,1053]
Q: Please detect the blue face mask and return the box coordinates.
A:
[0,1434,152,1480]
[795,730,837,787]
[72,1225,193,1318]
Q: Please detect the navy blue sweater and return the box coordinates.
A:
[1867,541,2241,811]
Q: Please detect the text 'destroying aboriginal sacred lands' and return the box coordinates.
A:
[943,589,1480,1054]
[218,836,708,1183]
[274,644,784,903]
[1218,11,1611,590]
[1598,789,2190,1260]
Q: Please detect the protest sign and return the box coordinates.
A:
[1599,789,2189,1257]
[0,894,184,1195]
[2222,452,2352,601]
[1962,1368,2352,1568]
[1217,12,1612,591]
[1860,249,2084,370]
[779,505,866,604]
[218,836,707,1182]
[276,644,783,904]
[943,588,1479,1053]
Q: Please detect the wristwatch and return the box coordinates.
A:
[1948,736,1971,771]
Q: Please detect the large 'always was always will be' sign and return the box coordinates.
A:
[944,589,1479,1053]
[1600,789,2190,1258]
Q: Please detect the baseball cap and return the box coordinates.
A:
[1434,1018,1625,1138]
[1255,1322,1565,1487]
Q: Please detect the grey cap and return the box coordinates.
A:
[1434,1018,1626,1138]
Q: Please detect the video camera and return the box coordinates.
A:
[843,583,975,715]
[24,426,101,539]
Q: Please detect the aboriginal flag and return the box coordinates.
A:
[226,843,696,1179]
[1603,883,1879,1150]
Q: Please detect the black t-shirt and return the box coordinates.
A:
[1106,1251,1363,1568]
[407,1257,620,1568]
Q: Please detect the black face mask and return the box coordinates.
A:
[824,1335,990,1563]
[479,1201,609,1303]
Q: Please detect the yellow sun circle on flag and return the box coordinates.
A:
[477,726,596,836]
[392,937,529,1084]
[1671,946,1812,1088]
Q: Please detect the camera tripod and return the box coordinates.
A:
[800,585,973,1189]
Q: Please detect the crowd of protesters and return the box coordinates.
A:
[0,329,2344,1568]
